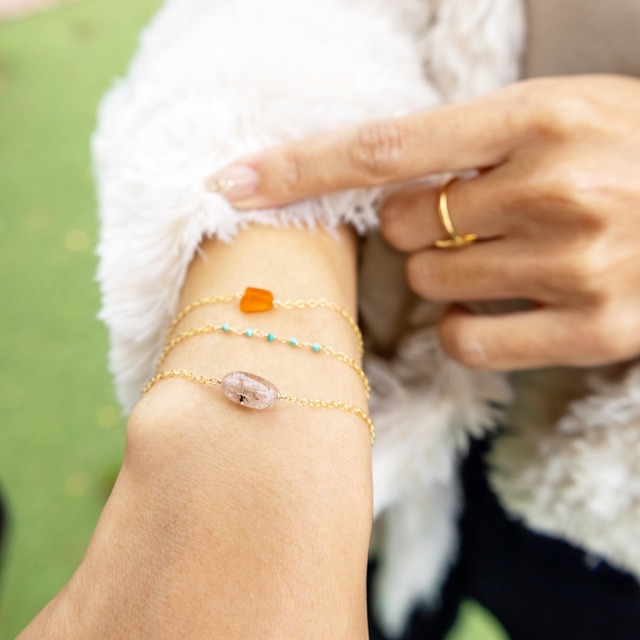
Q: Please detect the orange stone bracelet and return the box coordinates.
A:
[166,286,364,356]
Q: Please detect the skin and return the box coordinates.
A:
[20,226,372,639]
[208,75,640,371]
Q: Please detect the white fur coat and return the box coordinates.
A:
[93,0,640,636]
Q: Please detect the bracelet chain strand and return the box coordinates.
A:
[142,369,375,445]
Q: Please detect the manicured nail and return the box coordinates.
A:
[204,165,259,201]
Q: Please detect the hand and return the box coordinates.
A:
[206,75,640,371]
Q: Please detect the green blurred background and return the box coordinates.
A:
[0,1,507,637]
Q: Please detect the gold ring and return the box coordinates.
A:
[434,178,478,249]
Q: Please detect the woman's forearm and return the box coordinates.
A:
[20,225,372,639]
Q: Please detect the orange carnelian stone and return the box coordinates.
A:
[240,286,274,313]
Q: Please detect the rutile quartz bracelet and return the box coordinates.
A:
[142,369,375,445]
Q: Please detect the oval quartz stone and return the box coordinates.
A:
[221,371,278,409]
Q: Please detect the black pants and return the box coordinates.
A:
[367,438,640,640]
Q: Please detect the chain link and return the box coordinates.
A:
[165,293,243,340]
[142,369,221,395]
[273,298,364,355]
[278,393,375,444]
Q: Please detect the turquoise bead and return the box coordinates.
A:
[267,333,275,342]
[245,328,254,337]
[289,338,298,347]
[221,323,229,332]
[312,343,321,352]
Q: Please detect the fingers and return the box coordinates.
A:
[405,240,539,303]
[205,86,527,209]
[380,174,510,252]
[438,306,596,371]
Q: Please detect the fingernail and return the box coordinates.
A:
[204,165,259,201]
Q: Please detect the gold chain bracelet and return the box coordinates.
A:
[143,369,375,445]
[166,287,364,357]
[156,323,370,397]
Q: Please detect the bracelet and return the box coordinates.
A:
[166,287,364,357]
[156,323,371,397]
[143,369,375,445]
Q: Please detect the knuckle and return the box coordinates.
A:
[533,164,575,206]
[275,148,305,195]
[379,209,402,246]
[581,241,612,286]
[405,253,446,296]
[585,313,627,362]
[536,166,581,203]
[528,89,599,140]
[551,240,610,301]
[526,164,599,221]
[440,327,491,370]
[549,253,590,298]
[584,305,638,363]
[380,197,410,249]
[349,120,408,182]
[405,253,428,295]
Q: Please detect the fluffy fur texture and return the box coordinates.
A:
[491,363,640,582]
[95,0,640,637]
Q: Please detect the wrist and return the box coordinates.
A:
[125,382,373,526]
[38,387,372,639]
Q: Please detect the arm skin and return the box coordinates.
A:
[206,75,640,371]
[19,224,372,639]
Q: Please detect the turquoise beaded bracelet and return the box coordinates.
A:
[156,323,370,397]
